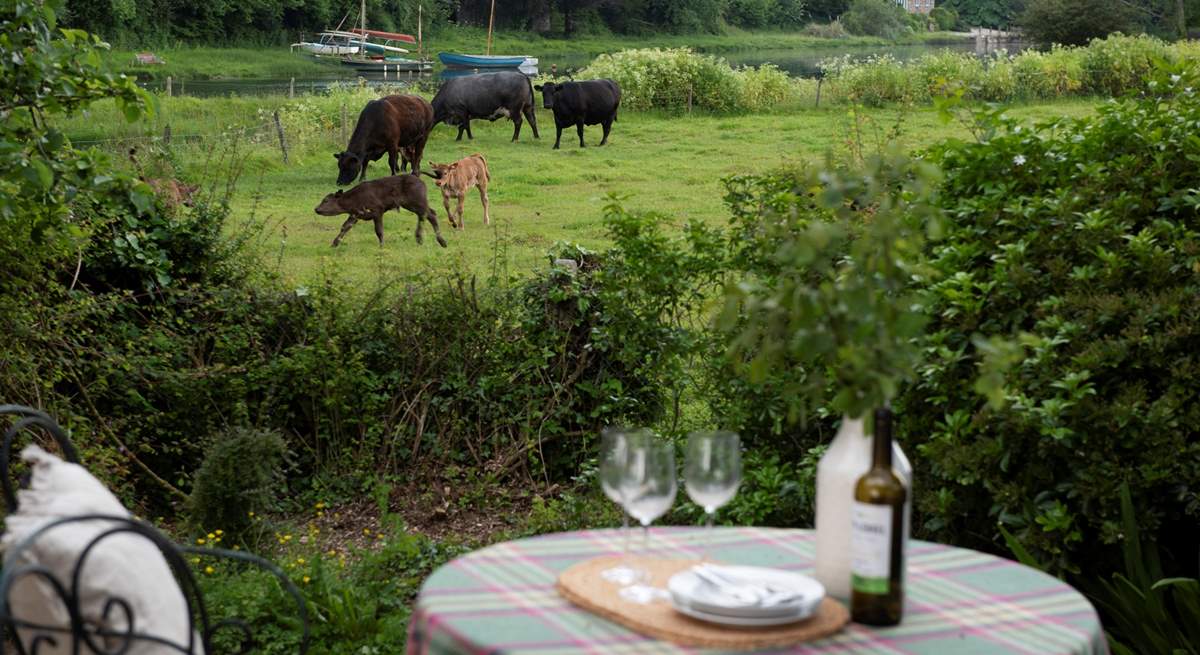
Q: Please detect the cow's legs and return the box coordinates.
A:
[553,125,563,150]
[456,193,467,229]
[388,150,400,175]
[465,121,474,140]
[410,135,428,173]
[373,213,385,245]
[576,121,586,148]
[425,208,448,248]
[456,123,467,141]
[442,192,458,229]
[331,215,360,247]
[358,161,369,181]
[523,105,540,139]
[511,114,522,142]
[478,182,491,225]
[600,119,613,146]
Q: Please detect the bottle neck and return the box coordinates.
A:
[872,407,893,469]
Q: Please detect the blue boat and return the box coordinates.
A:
[438,52,538,69]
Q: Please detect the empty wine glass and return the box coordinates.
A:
[598,427,647,585]
[685,430,741,560]
[618,432,677,603]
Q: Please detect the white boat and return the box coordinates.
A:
[291,31,362,56]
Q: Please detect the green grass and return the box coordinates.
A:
[54,93,1098,288]
[108,28,971,80]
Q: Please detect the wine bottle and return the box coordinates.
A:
[850,407,907,626]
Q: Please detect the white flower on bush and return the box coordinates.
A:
[1013,154,1026,167]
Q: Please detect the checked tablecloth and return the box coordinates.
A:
[407,527,1107,654]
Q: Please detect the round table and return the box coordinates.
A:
[407,527,1107,654]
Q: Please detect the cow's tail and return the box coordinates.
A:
[418,170,441,180]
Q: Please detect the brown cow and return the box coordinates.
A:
[335,94,435,185]
[422,154,491,230]
[314,174,447,248]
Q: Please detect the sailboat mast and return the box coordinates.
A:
[418,3,423,60]
[486,0,496,56]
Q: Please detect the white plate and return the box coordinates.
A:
[671,597,815,627]
[667,565,824,619]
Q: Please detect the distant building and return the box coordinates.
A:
[898,0,935,14]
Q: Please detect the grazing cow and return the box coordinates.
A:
[422,154,491,230]
[431,71,539,142]
[314,174,447,248]
[534,79,621,149]
[334,94,435,185]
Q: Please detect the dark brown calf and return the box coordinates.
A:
[314,174,447,248]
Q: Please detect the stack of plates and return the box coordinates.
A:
[666,564,825,626]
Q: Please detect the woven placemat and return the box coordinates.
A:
[556,556,849,650]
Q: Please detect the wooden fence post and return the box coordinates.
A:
[273,110,289,164]
[341,104,348,144]
[686,86,693,114]
[289,77,295,99]
[163,124,171,145]
[165,76,172,97]
[815,78,823,109]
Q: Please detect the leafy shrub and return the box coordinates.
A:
[821,54,917,106]
[1080,33,1171,97]
[913,50,984,99]
[840,0,912,40]
[187,427,290,544]
[580,48,797,112]
[725,0,774,28]
[910,68,1200,577]
[977,52,1019,101]
[801,20,851,39]
[1010,45,1086,98]
[736,64,796,111]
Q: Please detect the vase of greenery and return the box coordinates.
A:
[721,152,942,599]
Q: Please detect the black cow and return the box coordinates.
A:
[335,94,434,186]
[534,79,621,150]
[431,71,539,142]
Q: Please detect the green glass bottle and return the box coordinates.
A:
[850,407,906,626]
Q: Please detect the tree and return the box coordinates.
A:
[1019,0,1137,45]
[938,0,1025,28]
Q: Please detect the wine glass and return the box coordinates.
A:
[618,432,677,603]
[685,431,741,560]
[598,427,646,585]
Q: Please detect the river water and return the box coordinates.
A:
[139,39,1023,97]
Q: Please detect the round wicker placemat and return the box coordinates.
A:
[556,556,849,651]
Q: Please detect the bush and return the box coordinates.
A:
[187,427,290,545]
[1080,33,1172,97]
[801,20,851,39]
[580,48,797,112]
[911,68,1200,577]
[839,0,912,39]
[821,54,917,106]
[1010,45,1086,98]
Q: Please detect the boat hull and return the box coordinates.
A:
[340,57,433,73]
[438,52,537,68]
[293,42,360,56]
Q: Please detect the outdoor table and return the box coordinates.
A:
[407,527,1107,654]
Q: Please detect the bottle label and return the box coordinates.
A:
[851,501,893,595]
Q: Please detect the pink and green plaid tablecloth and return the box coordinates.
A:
[407,527,1107,654]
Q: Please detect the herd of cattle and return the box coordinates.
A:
[315,71,622,248]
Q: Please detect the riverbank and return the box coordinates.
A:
[111,28,972,80]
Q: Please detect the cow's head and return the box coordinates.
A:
[426,162,456,187]
[314,189,346,216]
[334,151,363,186]
[534,83,562,109]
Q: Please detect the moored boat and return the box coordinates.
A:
[437,52,537,69]
[340,56,433,73]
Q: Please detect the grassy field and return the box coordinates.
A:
[109,28,970,80]
[55,93,1099,287]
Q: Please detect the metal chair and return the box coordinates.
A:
[0,405,310,654]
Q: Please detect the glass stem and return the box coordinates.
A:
[641,523,650,558]
[702,509,715,561]
[621,510,631,559]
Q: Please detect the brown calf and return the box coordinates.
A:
[314,174,447,248]
[423,154,491,230]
